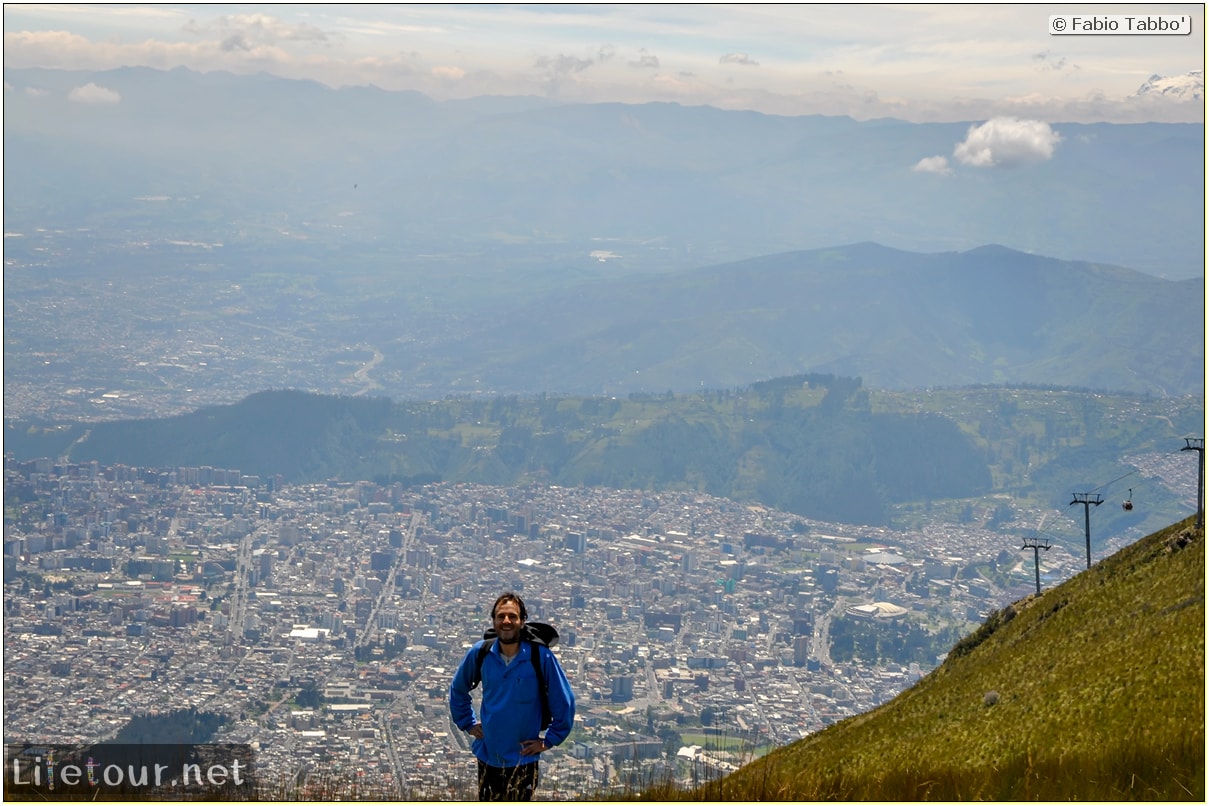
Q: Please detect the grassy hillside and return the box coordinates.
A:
[639,517,1204,801]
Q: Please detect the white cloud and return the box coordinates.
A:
[912,155,951,175]
[5,29,225,74]
[719,52,759,66]
[952,117,1061,168]
[647,71,710,98]
[431,65,465,81]
[186,13,330,45]
[535,50,610,95]
[629,49,659,69]
[68,82,121,104]
[1031,51,1079,73]
[2,6,1203,123]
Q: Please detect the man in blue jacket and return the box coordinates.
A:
[449,592,575,801]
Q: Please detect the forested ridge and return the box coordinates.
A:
[5,374,1200,529]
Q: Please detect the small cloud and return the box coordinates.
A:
[953,117,1061,168]
[196,13,329,45]
[431,65,466,81]
[68,82,121,104]
[220,33,252,52]
[25,86,49,97]
[719,52,759,66]
[912,155,951,175]
[535,50,605,94]
[1032,51,1078,72]
[535,53,595,75]
[629,49,659,69]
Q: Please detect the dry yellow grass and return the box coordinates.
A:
[637,517,1204,802]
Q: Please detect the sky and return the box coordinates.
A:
[2,3,1205,123]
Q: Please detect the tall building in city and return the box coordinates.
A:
[793,634,812,666]
[611,675,634,703]
[565,531,587,553]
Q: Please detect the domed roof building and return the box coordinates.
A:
[845,601,909,621]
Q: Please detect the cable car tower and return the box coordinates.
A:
[1021,537,1051,595]
[1070,492,1103,569]
[1182,438,1204,529]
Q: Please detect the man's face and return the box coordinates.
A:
[493,600,524,644]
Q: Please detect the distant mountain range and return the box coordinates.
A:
[1136,69,1204,101]
[1,235,1202,424]
[409,241,1204,397]
[2,67,1203,417]
[3,65,1204,279]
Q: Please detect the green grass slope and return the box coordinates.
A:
[644,517,1205,801]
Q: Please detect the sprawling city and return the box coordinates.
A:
[4,453,1183,798]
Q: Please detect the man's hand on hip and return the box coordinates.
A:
[520,739,548,756]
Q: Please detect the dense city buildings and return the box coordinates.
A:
[1,456,1179,797]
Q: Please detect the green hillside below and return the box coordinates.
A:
[639,517,1204,801]
[6,377,1200,534]
[7,379,1199,536]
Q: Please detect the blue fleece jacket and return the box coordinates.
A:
[449,638,575,768]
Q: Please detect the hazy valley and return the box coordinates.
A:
[3,61,1204,802]
[3,236,1203,425]
[5,66,1204,281]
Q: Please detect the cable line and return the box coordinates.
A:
[1090,468,1139,494]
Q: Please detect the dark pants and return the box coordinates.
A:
[477,759,540,801]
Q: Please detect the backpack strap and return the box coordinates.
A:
[469,638,495,690]
[530,642,551,730]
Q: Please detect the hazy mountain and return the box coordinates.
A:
[1,236,1201,427]
[410,242,1204,397]
[3,67,1203,419]
[3,66,1203,279]
[1135,69,1204,102]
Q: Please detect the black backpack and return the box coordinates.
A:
[468,622,559,730]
